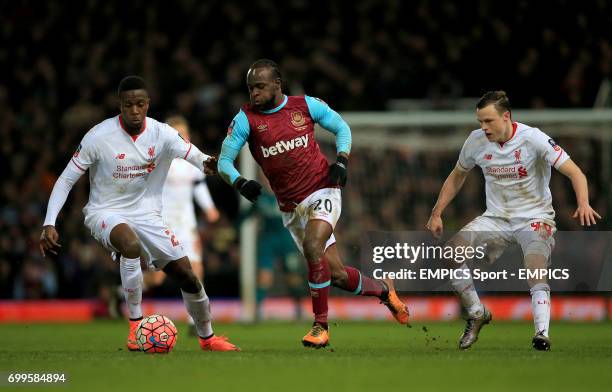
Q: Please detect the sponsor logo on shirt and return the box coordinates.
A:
[257,124,268,132]
[261,135,309,158]
[484,154,493,160]
[485,165,528,179]
[548,138,561,151]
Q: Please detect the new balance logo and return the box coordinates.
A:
[116,153,126,159]
[261,135,309,158]
[484,154,492,160]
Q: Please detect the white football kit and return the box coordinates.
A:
[43,115,211,269]
[162,159,215,262]
[456,122,570,260]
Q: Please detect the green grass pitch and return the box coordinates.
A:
[1,321,611,391]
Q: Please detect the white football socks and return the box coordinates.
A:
[530,283,551,337]
[119,256,143,320]
[451,263,484,318]
[181,287,213,338]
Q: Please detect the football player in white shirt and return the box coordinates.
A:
[427,91,601,351]
[39,76,239,352]
[146,115,219,333]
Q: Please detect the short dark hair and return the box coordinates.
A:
[249,59,282,81]
[477,90,511,115]
[118,75,147,95]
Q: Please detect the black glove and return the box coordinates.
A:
[328,155,348,187]
[234,178,262,202]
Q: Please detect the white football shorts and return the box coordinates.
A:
[84,211,186,270]
[281,188,342,255]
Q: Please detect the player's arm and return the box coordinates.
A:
[305,96,351,186]
[218,111,262,202]
[557,159,602,226]
[533,129,602,226]
[40,158,87,257]
[426,165,471,238]
[427,133,476,238]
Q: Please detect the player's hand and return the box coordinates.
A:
[39,225,62,257]
[572,204,602,226]
[205,207,220,223]
[329,155,348,187]
[235,178,262,202]
[203,156,218,176]
[426,215,444,239]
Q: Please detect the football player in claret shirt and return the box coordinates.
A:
[218,59,409,348]
[427,91,601,351]
[39,76,239,352]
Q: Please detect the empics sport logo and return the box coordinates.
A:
[261,135,309,157]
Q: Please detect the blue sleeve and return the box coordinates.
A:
[305,95,351,154]
[218,110,251,186]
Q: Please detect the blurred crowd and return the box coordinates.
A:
[1,1,610,305]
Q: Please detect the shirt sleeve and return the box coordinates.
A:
[70,131,97,172]
[164,124,210,171]
[305,95,351,155]
[218,110,251,186]
[457,132,477,171]
[43,162,85,226]
[531,128,570,169]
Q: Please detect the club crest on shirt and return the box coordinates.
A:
[291,111,306,129]
[514,149,522,163]
[148,146,155,159]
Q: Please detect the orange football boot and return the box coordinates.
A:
[381,279,410,325]
[199,335,241,352]
[127,318,141,351]
[302,323,330,348]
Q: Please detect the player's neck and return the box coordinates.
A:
[499,122,514,143]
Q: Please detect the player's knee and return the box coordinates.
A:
[120,238,141,259]
[303,239,324,263]
[331,268,348,287]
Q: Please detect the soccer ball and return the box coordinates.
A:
[136,314,178,353]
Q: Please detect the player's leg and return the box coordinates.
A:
[450,216,511,349]
[134,219,239,352]
[183,230,204,335]
[518,221,554,351]
[108,222,145,351]
[161,257,239,351]
[325,244,409,324]
[302,218,333,347]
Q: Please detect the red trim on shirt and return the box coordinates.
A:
[71,158,86,172]
[498,122,517,148]
[552,148,565,167]
[183,143,193,159]
[118,116,147,141]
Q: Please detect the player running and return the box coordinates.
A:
[426,91,601,351]
[218,59,409,348]
[39,76,239,352]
